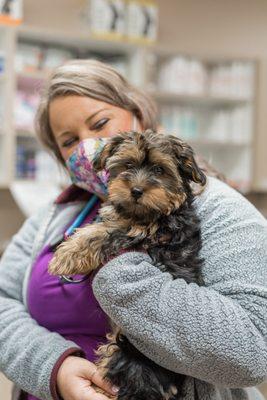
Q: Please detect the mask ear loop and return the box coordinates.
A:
[132,115,138,131]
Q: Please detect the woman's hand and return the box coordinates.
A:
[57,356,119,400]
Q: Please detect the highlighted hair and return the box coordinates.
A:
[35,59,158,165]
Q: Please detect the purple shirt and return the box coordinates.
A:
[26,203,110,400]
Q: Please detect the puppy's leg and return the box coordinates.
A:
[95,332,185,400]
[49,222,110,276]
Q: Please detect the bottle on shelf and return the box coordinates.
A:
[209,61,254,100]
[160,105,199,140]
[157,56,207,95]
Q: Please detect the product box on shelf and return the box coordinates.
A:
[126,0,158,43]
[87,0,158,43]
[89,0,126,40]
[158,56,207,95]
[16,43,75,74]
[41,47,75,72]
[208,62,254,99]
[0,0,23,25]
[14,90,40,133]
[160,104,253,145]
[15,43,42,73]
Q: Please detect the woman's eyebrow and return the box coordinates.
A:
[57,131,72,139]
[85,108,109,125]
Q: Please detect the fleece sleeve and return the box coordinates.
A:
[0,207,83,400]
[93,179,267,388]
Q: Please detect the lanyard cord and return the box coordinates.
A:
[64,194,99,239]
[59,194,99,285]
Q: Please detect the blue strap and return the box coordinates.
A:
[65,194,99,238]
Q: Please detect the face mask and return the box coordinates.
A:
[66,115,138,197]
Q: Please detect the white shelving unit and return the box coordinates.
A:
[149,90,253,107]
[0,24,258,198]
[144,50,256,193]
[1,25,143,191]
[0,26,16,189]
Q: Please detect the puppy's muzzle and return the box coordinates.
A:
[131,187,143,200]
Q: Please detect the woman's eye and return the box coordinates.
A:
[92,118,109,131]
[62,137,78,148]
[125,162,134,169]
[152,166,164,174]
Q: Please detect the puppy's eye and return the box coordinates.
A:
[125,162,134,169]
[152,166,164,174]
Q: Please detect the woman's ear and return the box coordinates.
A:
[93,134,125,171]
[170,136,206,185]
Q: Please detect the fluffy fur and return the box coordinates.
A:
[49,130,206,399]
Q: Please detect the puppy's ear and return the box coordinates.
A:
[170,136,206,185]
[93,134,125,171]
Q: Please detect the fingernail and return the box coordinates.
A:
[112,386,119,393]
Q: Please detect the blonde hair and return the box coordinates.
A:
[35,59,158,165]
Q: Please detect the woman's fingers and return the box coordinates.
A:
[83,385,113,400]
[85,365,119,397]
[56,356,118,400]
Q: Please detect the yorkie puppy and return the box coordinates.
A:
[49,130,206,400]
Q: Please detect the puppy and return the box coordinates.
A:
[49,130,206,400]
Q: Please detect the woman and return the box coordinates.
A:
[0,60,266,400]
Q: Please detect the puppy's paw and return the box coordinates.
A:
[48,238,92,276]
[49,223,109,276]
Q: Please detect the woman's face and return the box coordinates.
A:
[49,95,142,161]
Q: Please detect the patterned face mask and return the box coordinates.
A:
[66,116,139,197]
[66,137,110,197]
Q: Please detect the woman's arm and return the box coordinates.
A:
[93,178,267,388]
[0,207,83,400]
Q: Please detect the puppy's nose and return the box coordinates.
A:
[131,187,143,199]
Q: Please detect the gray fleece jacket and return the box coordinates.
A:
[0,177,266,400]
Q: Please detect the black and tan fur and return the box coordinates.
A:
[49,130,206,400]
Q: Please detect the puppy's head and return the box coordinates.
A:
[94,130,206,221]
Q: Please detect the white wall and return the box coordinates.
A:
[0,373,12,400]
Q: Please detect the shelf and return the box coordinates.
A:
[17,70,47,81]
[12,178,38,183]
[0,23,261,213]
[188,138,251,147]
[13,178,68,186]
[1,179,45,189]
[11,178,65,190]
[17,25,138,54]
[150,90,253,106]
[147,45,257,64]
[16,128,36,138]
